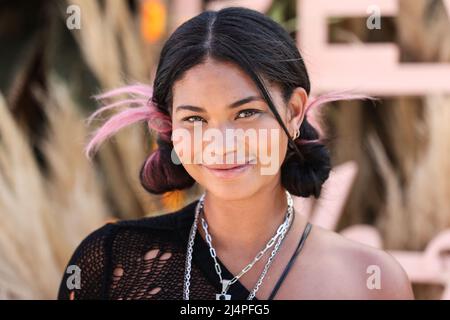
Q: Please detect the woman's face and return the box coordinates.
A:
[171,58,306,200]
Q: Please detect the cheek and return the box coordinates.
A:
[180,163,201,181]
[170,125,201,177]
[277,131,289,163]
[171,123,199,164]
[254,122,288,175]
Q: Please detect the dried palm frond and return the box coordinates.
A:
[0,93,59,299]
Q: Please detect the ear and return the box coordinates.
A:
[287,87,308,135]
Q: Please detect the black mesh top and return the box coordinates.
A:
[57,198,312,300]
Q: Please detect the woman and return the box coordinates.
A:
[57,7,414,300]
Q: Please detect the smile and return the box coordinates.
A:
[201,160,255,179]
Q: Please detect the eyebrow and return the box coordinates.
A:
[175,96,264,113]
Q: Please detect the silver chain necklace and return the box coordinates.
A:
[183,190,295,300]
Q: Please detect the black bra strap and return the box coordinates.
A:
[267,221,312,300]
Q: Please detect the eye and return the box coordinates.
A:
[236,109,262,119]
[182,115,206,123]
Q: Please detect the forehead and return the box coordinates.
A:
[172,58,261,107]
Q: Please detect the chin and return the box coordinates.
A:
[202,179,261,201]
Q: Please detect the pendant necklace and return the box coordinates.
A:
[183,190,295,300]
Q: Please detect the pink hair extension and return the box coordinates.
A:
[298,90,377,143]
[85,98,149,124]
[305,90,376,114]
[84,83,172,160]
[84,83,375,160]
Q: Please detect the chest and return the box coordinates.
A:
[217,241,309,300]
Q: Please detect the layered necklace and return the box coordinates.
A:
[183,190,295,300]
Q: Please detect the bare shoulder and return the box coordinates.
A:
[291,223,415,300]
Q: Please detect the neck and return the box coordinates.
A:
[197,181,290,256]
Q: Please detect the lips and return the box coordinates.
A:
[201,159,255,179]
[202,159,255,170]
[202,163,246,170]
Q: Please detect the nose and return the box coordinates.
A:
[202,124,247,164]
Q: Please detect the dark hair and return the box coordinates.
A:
[148,7,329,197]
[86,7,367,198]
